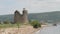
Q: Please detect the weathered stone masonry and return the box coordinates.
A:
[14,8,29,23]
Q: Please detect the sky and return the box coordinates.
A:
[0,0,60,15]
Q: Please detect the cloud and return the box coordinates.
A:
[0,0,60,15]
[27,0,57,13]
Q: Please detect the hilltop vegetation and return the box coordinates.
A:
[0,11,60,23]
[29,11,60,23]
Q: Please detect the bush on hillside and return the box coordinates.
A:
[4,21,10,24]
[30,20,41,28]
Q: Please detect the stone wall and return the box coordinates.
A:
[14,8,29,23]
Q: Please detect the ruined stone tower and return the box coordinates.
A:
[14,8,29,23]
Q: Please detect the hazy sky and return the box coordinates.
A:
[0,0,60,15]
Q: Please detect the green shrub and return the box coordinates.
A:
[3,21,10,24]
[30,20,41,28]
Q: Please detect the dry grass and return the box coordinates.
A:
[0,25,40,34]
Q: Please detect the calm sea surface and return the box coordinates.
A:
[35,24,60,34]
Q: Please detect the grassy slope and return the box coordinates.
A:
[0,24,21,28]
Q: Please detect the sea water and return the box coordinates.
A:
[35,24,60,34]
